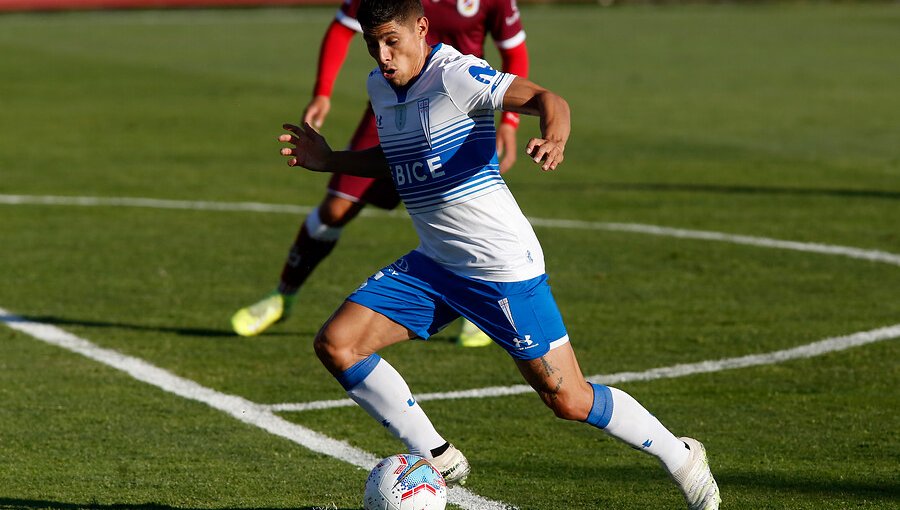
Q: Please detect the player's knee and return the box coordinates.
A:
[318,197,362,226]
[541,388,592,422]
[313,327,350,372]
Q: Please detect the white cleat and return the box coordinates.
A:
[428,444,471,486]
[672,437,721,510]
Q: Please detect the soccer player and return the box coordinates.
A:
[277,1,722,507]
[231,0,529,348]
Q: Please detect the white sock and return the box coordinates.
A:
[587,384,689,473]
[305,206,343,241]
[345,357,446,458]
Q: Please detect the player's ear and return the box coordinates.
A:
[415,16,429,39]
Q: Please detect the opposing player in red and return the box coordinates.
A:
[232,0,530,346]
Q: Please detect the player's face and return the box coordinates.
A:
[363,16,429,88]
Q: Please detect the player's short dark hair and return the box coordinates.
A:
[357,0,425,32]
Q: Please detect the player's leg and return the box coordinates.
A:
[450,271,719,508]
[231,106,389,337]
[315,254,470,484]
[514,344,720,509]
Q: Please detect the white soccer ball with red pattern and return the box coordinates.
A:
[363,454,447,510]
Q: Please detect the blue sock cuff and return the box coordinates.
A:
[584,383,614,429]
[337,354,382,390]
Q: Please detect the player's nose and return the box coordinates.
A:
[377,45,391,64]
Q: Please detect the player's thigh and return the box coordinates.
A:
[346,253,459,342]
[316,300,414,376]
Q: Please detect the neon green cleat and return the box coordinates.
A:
[231,291,294,337]
[455,318,493,348]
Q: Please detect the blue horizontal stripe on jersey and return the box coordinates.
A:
[379,113,493,155]
[405,178,507,215]
[404,174,503,208]
[385,132,496,168]
[402,171,504,211]
[401,166,500,202]
[381,122,494,162]
[397,164,494,202]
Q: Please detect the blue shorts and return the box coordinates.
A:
[347,250,569,360]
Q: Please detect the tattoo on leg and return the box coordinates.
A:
[538,355,564,401]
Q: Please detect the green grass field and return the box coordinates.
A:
[1,3,899,509]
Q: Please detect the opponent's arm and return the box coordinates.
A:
[304,20,357,129]
[279,122,390,178]
[495,42,529,173]
[501,77,570,171]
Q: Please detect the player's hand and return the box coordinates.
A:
[279,122,333,172]
[302,95,331,130]
[525,138,565,171]
[496,123,517,174]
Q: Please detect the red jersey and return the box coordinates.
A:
[335,0,526,58]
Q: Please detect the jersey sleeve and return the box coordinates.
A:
[488,0,526,50]
[312,20,357,97]
[444,54,517,114]
[335,0,363,33]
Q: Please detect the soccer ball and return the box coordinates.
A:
[363,454,447,510]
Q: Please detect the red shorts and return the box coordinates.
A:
[327,104,401,210]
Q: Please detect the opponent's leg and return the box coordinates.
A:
[231,195,363,337]
[515,343,720,509]
[232,104,386,337]
[455,317,494,348]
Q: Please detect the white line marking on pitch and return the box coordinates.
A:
[267,324,900,412]
[2,194,899,267]
[0,308,514,510]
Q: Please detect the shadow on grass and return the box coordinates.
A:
[717,468,900,501]
[512,180,900,201]
[601,182,900,200]
[0,500,356,510]
[2,314,303,339]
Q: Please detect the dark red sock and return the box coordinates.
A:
[277,225,338,295]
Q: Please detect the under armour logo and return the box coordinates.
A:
[512,335,533,349]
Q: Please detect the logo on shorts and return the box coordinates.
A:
[512,334,536,351]
[393,257,409,272]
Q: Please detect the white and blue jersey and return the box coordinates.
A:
[368,43,545,283]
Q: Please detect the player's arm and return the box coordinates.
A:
[304,20,357,129]
[501,77,570,171]
[279,122,390,179]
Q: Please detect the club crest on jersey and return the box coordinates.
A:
[457,0,479,17]
[417,98,432,149]
[394,104,407,130]
[468,64,497,84]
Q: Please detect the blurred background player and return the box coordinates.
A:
[231,0,529,347]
